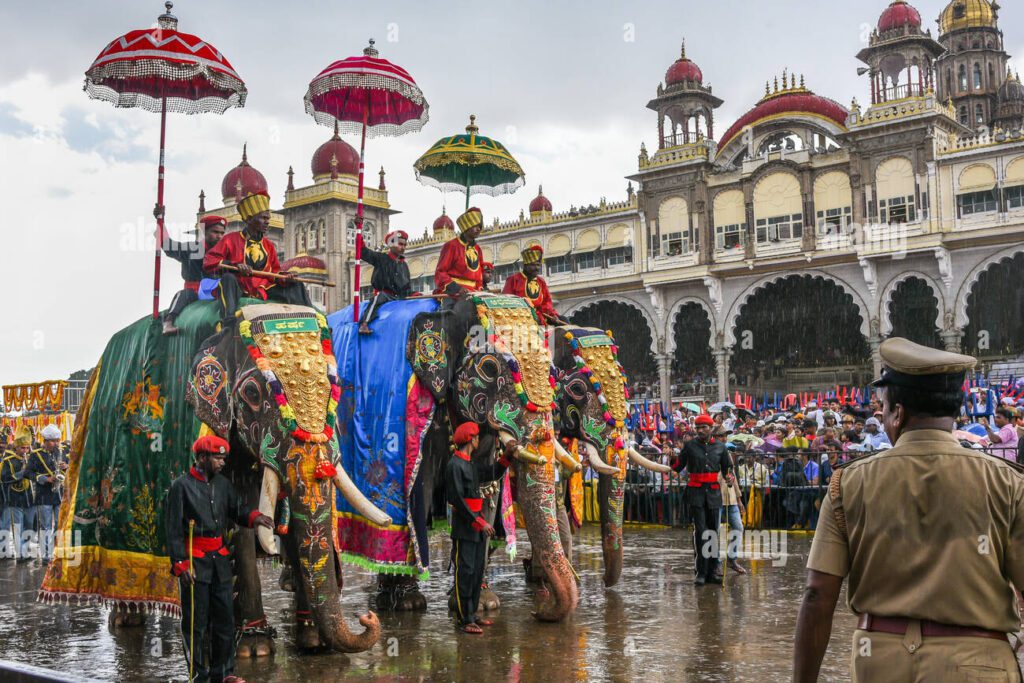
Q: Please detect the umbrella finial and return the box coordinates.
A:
[466,114,478,135]
[158,1,178,31]
[364,39,379,58]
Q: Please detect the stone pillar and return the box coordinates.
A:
[713,347,732,403]
[656,354,673,404]
[940,328,965,353]
[868,336,884,379]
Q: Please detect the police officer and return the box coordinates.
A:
[673,413,733,585]
[794,338,1023,682]
[0,427,33,560]
[166,435,273,683]
[24,424,65,563]
[445,422,512,634]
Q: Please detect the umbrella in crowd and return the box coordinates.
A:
[303,39,429,321]
[681,402,701,413]
[708,401,736,413]
[414,115,525,210]
[728,434,764,448]
[84,1,247,318]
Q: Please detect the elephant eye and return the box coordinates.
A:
[242,382,262,408]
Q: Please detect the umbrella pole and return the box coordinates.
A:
[152,97,167,320]
[465,165,471,211]
[353,111,368,323]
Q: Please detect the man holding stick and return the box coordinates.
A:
[202,191,312,323]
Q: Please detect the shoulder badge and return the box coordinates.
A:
[829,468,849,540]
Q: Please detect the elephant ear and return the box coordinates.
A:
[186,332,234,438]
[407,300,476,404]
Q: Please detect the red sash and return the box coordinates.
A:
[189,536,229,558]
[463,498,483,513]
[688,472,720,488]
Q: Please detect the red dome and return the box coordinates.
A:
[311,126,359,179]
[878,0,921,32]
[221,145,268,202]
[718,89,850,153]
[529,185,552,213]
[666,59,703,87]
[433,208,455,233]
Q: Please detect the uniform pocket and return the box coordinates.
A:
[955,664,1010,683]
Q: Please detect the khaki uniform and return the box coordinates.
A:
[809,429,1024,682]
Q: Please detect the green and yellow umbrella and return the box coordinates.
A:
[413,114,525,209]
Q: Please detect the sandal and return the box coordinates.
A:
[474,618,494,626]
[461,623,484,634]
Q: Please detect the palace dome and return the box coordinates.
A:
[878,0,922,32]
[433,208,455,233]
[665,42,703,87]
[998,72,1024,103]
[718,82,849,153]
[221,145,268,202]
[529,185,552,213]
[311,125,359,180]
[939,0,997,35]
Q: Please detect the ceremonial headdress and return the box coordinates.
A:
[200,215,228,229]
[453,422,480,446]
[40,424,61,441]
[521,245,544,265]
[13,425,32,448]
[870,337,976,392]
[238,191,270,222]
[456,207,483,233]
[192,434,230,455]
[385,230,409,247]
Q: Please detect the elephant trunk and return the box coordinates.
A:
[290,478,380,653]
[582,442,624,587]
[510,442,579,622]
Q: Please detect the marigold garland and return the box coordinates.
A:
[238,315,340,443]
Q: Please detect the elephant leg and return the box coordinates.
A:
[278,564,295,593]
[378,573,427,612]
[232,527,275,658]
[107,605,146,628]
[478,486,502,612]
[282,530,322,650]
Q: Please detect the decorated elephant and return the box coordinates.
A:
[333,292,581,622]
[40,300,391,657]
[551,326,670,587]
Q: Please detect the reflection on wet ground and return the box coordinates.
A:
[0,526,859,682]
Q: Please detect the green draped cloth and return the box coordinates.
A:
[39,301,223,616]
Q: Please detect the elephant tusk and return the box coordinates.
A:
[552,438,582,472]
[257,468,280,555]
[628,447,672,473]
[581,441,620,476]
[497,431,547,465]
[333,466,392,527]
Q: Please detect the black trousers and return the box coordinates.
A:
[179,577,235,683]
[451,537,486,625]
[359,292,398,327]
[217,273,313,321]
[166,288,199,321]
[688,504,722,579]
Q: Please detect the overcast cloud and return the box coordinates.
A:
[0,0,1020,384]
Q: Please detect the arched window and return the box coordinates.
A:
[959,65,968,91]
[946,68,952,95]
[657,197,690,256]
[813,172,853,236]
[319,220,326,250]
[989,63,996,88]
[753,173,803,244]
[875,157,917,224]
[306,222,317,250]
[713,190,746,251]
[974,63,983,90]
[959,106,969,125]
[976,104,985,125]
[296,226,306,253]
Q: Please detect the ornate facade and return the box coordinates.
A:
[403,0,1024,402]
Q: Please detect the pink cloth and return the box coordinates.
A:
[986,423,1019,461]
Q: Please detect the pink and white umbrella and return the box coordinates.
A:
[85,2,247,318]
[303,39,428,320]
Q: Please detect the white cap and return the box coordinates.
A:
[40,424,61,440]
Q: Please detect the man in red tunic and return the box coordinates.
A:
[202,191,311,322]
[434,207,485,300]
[502,246,565,325]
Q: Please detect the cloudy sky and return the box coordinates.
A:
[0,0,1020,385]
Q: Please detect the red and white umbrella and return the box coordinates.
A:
[85,1,247,318]
[303,39,428,321]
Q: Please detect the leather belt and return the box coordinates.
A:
[857,614,1007,641]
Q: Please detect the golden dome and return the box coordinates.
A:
[939,0,997,34]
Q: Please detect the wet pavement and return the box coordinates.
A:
[0,526,859,682]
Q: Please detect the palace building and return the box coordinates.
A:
[199,0,1024,404]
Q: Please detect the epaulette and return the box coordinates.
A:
[828,466,848,540]
[976,449,1024,475]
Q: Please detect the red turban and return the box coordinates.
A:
[453,422,480,446]
[694,414,715,427]
[192,435,230,455]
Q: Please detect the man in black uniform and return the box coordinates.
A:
[672,413,733,585]
[166,435,272,683]
[25,424,66,564]
[0,427,33,560]
[159,215,227,335]
[445,422,512,634]
[358,229,412,335]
